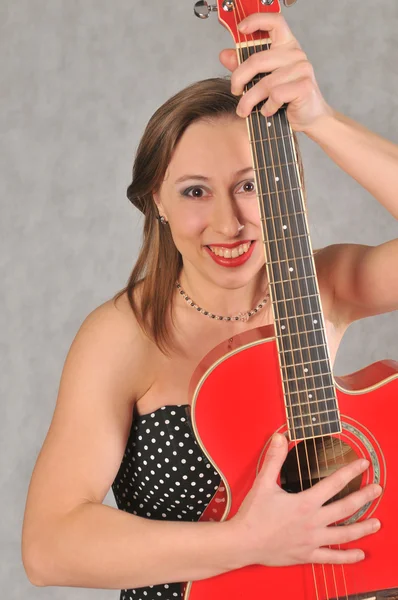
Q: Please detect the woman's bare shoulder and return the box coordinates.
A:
[80,286,155,402]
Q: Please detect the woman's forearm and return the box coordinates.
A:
[27,501,243,590]
[305,110,398,220]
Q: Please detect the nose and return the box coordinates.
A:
[209,194,244,239]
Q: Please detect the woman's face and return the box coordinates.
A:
[154,116,266,289]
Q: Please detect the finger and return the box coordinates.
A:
[236,64,312,117]
[303,458,370,508]
[219,48,238,72]
[231,47,307,95]
[321,518,381,546]
[320,483,383,526]
[237,13,298,48]
[310,547,365,565]
[259,433,289,486]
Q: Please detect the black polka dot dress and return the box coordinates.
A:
[111,404,222,600]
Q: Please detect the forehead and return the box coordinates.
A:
[165,117,252,181]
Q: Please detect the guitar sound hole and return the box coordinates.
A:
[280,436,362,503]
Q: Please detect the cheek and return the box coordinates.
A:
[173,206,207,237]
[168,207,207,253]
[243,200,261,224]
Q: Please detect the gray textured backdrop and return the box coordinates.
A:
[1,0,397,598]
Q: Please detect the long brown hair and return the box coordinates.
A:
[113,76,306,356]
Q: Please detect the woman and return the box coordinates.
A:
[22,11,397,600]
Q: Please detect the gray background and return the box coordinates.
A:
[1,0,397,597]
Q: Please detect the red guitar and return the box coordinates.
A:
[183,1,398,598]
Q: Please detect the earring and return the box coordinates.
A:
[157,215,168,224]
[237,224,245,234]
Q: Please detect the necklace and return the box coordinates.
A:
[175,281,270,323]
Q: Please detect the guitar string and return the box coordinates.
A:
[277,86,346,600]
[270,81,340,599]
[232,2,324,597]
[252,7,358,597]
[275,20,361,600]
[280,81,357,600]
[234,2,349,597]
[270,50,348,600]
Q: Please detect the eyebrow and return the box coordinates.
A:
[174,166,254,184]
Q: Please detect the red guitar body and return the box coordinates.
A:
[183,325,398,600]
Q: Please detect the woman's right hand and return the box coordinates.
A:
[229,433,382,567]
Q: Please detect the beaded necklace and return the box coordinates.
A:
[175,281,270,323]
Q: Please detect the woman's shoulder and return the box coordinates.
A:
[80,285,155,402]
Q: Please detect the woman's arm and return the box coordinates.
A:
[305,110,398,221]
[31,502,239,589]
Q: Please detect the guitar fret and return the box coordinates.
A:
[279,341,328,352]
[250,138,295,146]
[289,422,342,440]
[270,274,317,284]
[289,418,341,429]
[254,159,298,168]
[261,211,306,221]
[276,312,323,321]
[274,293,319,303]
[282,375,333,386]
[258,186,303,194]
[278,326,326,335]
[280,358,330,369]
[266,233,310,243]
[266,255,313,264]
[284,384,335,394]
[288,408,340,419]
[286,397,337,408]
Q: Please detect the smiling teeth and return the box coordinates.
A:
[209,242,252,258]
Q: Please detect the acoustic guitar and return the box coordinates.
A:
[182,1,398,598]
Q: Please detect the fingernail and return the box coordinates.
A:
[357,551,365,561]
[238,21,247,31]
[271,433,283,446]
[372,520,381,532]
[236,107,245,118]
[360,459,370,470]
[374,484,383,497]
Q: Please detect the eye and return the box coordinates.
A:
[238,179,256,194]
[181,186,208,199]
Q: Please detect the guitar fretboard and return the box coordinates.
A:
[240,42,340,441]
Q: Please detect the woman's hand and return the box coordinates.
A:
[228,433,382,567]
[219,12,334,134]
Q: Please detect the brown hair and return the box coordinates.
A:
[113,76,306,356]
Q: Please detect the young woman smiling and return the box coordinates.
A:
[22,11,397,600]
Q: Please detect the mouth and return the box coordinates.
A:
[206,240,254,259]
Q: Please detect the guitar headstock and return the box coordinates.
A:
[194,0,297,43]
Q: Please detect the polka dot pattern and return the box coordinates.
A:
[112,404,221,600]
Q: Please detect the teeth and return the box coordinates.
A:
[209,242,252,258]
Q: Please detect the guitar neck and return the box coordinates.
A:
[240,40,341,441]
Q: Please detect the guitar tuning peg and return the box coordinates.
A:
[193,1,218,19]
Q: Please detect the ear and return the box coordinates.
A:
[153,191,167,219]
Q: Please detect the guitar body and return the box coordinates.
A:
[183,325,398,600]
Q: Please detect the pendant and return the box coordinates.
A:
[237,312,250,323]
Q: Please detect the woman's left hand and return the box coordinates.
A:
[219,12,333,134]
